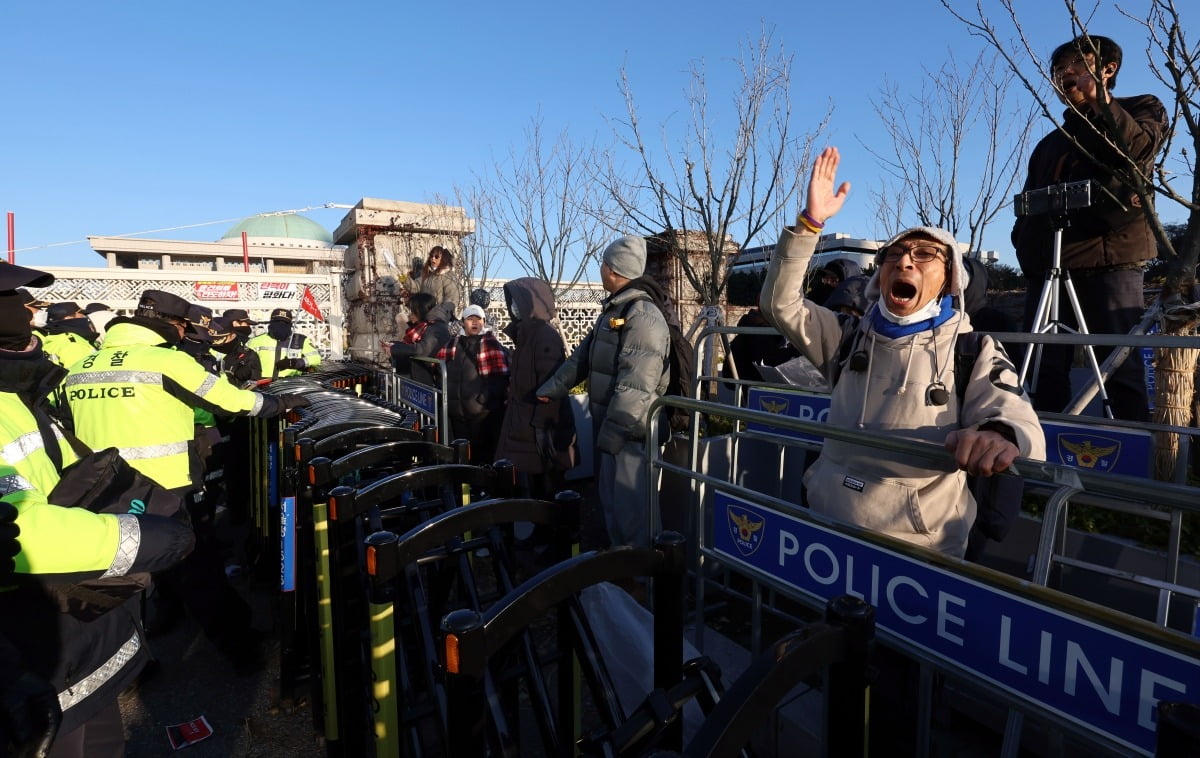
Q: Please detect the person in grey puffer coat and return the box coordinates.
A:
[761,147,1044,558]
[537,237,670,548]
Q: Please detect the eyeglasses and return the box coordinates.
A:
[1052,54,1092,76]
[880,244,946,264]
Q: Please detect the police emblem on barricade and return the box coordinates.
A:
[1056,433,1120,471]
[726,505,765,557]
[757,394,790,415]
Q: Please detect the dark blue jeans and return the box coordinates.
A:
[1021,268,1148,421]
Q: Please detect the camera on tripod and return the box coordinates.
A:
[1013,180,1093,217]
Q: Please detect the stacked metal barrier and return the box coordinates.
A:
[246,361,877,757]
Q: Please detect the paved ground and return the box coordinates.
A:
[118,540,322,757]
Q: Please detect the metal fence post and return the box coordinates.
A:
[441,608,488,756]
[825,594,875,758]
[653,530,687,752]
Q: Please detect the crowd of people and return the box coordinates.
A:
[0,268,316,756]
[0,30,1167,757]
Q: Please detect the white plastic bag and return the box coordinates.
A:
[580,581,706,745]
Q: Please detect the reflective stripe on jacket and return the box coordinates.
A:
[246,331,321,378]
[0,393,133,577]
[66,321,269,489]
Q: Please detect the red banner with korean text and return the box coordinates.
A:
[193,282,239,301]
[300,286,324,321]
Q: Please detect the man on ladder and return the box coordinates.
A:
[1012,34,1167,421]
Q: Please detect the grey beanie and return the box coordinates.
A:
[602,235,647,280]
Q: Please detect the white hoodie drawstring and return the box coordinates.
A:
[896,338,917,396]
[857,332,876,429]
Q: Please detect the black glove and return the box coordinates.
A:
[0,502,19,580]
[276,358,304,371]
[0,636,61,758]
[281,394,312,411]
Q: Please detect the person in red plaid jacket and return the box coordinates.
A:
[385,293,454,382]
[436,304,510,463]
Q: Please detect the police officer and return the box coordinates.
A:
[64,289,308,671]
[45,302,99,346]
[0,265,195,757]
[246,308,321,378]
[210,315,262,526]
[18,292,94,372]
[210,316,262,385]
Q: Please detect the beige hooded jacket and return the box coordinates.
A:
[761,225,1045,557]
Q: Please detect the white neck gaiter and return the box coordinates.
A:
[877,296,942,326]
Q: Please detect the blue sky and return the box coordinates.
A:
[2,1,1177,275]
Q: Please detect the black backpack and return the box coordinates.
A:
[614,296,696,439]
[953,333,1026,557]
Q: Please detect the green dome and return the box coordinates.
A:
[220,214,333,245]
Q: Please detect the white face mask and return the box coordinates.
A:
[877,295,943,326]
[30,310,48,328]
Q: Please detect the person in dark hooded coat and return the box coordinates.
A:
[386,294,454,385]
[824,274,870,318]
[804,257,863,305]
[495,278,576,498]
[959,257,1017,333]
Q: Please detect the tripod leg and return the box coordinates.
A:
[1019,279,1056,388]
[1063,305,1160,416]
[1060,273,1114,419]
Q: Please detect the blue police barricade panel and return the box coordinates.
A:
[746,387,830,443]
[741,387,824,504]
[1143,322,1157,414]
[400,378,437,419]
[710,491,1199,756]
[281,495,297,592]
[1042,420,1153,479]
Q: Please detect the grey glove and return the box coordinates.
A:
[282,394,312,411]
[276,358,304,371]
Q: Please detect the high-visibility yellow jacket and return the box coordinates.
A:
[38,330,95,370]
[1,392,132,577]
[1,351,194,732]
[65,320,283,490]
[246,330,322,378]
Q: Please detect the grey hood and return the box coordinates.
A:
[504,277,557,323]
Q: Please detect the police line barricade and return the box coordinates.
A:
[645,394,1200,756]
[390,356,450,441]
[317,460,515,757]
[363,491,583,757]
[437,532,688,756]
[731,385,1199,631]
[299,435,466,754]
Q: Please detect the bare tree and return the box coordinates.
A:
[942,0,1200,479]
[444,182,506,304]
[598,27,829,321]
[484,114,616,295]
[862,49,1036,253]
[941,0,1197,292]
